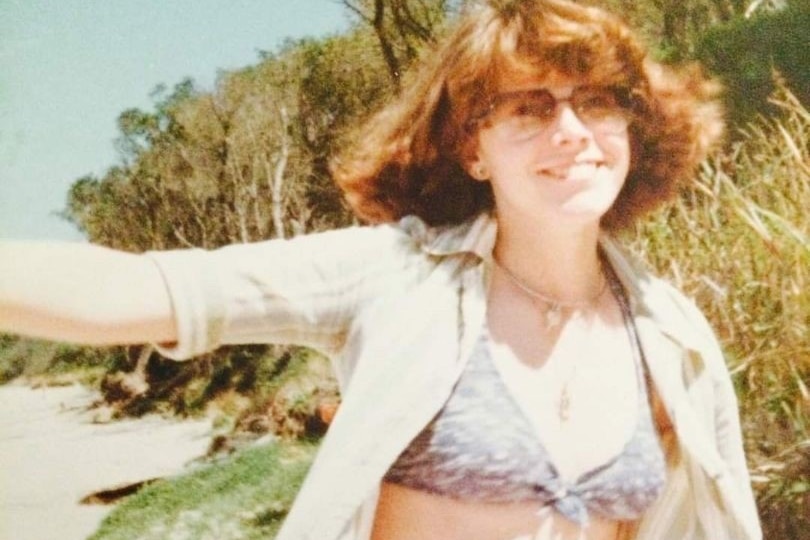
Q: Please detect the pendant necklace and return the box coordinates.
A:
[492,257,609,421]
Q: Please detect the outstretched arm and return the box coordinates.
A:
[0,241,176,346]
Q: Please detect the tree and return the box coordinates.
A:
[60,26,397,417]
[695,1,809,126]
[597,0,791,59]
[338,0,452,85]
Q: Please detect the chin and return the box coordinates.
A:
[555,190,621,223]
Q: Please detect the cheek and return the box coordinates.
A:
[627,131,641,175]
[603,131,631,176]
[618,138,631,175]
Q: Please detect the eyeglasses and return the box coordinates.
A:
[469,86,633,139]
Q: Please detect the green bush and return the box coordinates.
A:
[695,3,810,128]
[0,333,120,385]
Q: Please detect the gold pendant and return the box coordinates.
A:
[545,304,563,328]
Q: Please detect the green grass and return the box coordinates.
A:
[89,440,316,540]
[625,84,809,538]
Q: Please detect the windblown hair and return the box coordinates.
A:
[330,0,724,231]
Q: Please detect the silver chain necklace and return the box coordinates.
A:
[492,257,608,330]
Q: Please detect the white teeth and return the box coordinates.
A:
[542,163,600,180]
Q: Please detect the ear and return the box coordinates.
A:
[467,158,490,182]
[461,135,489,182]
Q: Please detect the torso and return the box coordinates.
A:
[487,273,640,483]
[372,266,659,540]
[372,482,622,540]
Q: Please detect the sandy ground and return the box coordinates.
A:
[0,383,212,540]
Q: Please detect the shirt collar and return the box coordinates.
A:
[399,212,497,260]
[600,235,706,352]
[399,211,706,353]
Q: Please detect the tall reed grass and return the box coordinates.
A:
[627,83,809,537]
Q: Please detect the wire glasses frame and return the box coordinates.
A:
[466,85,635,139]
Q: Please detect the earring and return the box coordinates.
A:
[472,164,488,180]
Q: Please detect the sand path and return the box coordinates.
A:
[0,383,212,540]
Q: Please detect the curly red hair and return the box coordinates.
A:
[330,0,724,231]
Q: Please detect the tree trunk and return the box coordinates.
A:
[271,107,290,240]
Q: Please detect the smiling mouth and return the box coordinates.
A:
[540,162,603,181]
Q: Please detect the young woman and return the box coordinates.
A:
[0,1,761,539]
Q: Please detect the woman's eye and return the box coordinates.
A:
[514,98,554,119]
[578,91,618,111]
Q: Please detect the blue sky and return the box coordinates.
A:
[0,0,351,240]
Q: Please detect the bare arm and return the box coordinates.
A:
[0,241,176,346]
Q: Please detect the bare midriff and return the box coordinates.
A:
[371,482,621,540]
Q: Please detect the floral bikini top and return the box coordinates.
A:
[384,281,667,526]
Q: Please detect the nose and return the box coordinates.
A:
[550,104,593,148]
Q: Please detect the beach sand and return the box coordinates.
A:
[0,383,211,540]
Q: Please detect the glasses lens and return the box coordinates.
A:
[490,89,556,136]
[571,87,628,124]
[474,86,631,138]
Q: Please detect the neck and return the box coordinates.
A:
[493,214,604,303]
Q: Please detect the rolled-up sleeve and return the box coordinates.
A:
[146,248,227,360]
[146,223,419,361]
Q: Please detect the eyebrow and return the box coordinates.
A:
[491,88,554,106]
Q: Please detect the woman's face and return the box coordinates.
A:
[469,71,631,230]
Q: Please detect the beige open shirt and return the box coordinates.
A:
[148,213,762,540]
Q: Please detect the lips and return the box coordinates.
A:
[539,161,603,181]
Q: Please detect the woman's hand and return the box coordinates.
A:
[0,241,176,346]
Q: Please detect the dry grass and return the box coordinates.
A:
[626,84,809,537]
